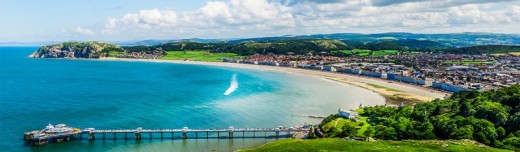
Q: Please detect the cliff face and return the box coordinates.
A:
[31,41,121,58]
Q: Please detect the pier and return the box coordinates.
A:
[24,124,311,146]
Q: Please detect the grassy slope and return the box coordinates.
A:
[322,118,351,132]
[108,51,119,57]
[241,139,510,152]
[366,83,404,92]
[372,50,398,56]
[161,51,238,62]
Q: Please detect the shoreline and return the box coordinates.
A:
[96,57,449,103]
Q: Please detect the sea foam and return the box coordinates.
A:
[224,74,238,95]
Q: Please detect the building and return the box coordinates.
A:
[43,123,74,134]
[338,108,359,119]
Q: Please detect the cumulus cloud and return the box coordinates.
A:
[273,0,347,5]
[99,0,520,39]
[74,26,96,35]
[103,0,295,38]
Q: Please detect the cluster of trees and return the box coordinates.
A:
[318,114,360,138]
[148,40,353,56]
[361,84,520,150]
[343,39,448,52]
[119,40,519,57]
[40,39,520,59]
[441,45,520,54]
[125,39,444,56]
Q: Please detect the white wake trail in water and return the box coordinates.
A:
[224,74,238,96]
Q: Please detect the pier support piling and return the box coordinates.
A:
[89,133,95,141]
[135,133,141,140]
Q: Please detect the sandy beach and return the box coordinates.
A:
[98,57,449,103]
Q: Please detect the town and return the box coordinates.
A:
[223,52,520,93]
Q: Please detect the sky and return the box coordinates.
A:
[1,0,519,42]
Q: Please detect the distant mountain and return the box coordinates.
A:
[442,45,520,54]
[225,32,520,48]
[9,32,520,49]
[114,38,228,46]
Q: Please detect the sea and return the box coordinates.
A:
[0,46,385,152]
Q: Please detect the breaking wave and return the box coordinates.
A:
[224,74,238,95]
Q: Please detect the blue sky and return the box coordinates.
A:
[1,0,519,42]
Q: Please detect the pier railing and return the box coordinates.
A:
[24,126,310,146]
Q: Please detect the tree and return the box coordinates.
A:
[497,127,507,140]
[450,125,474,139]
[307,127,318,139]
[364,126,375,137]
[374,125,397,140]
[502,137,520,151]
[393,117,412,139]
[340,123,357,137]
[475,101,509,126]
[505,112,520,133]
[411,121,437,139]
[468,118,497,145]
[327,126,342,138]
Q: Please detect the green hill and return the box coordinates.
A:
[32,41,124,58]
[442,45,520,54]
[361,84,520,150]
[241,139,509,152]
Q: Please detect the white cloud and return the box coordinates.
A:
[74,26,96,35]
[99,0,520,39]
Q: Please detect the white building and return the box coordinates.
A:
[338,108,359,119]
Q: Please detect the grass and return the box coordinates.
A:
[160,51,238,62]
[352,49,371,56]
[321,118,352,132]
[331,50,353,55]
[441,61,495,65]
[352,49,371,54]
[367,83,404,92]
[372,50,398,56]
[356,117,370,136]
[321,113,370,137]
[350,49,399,57]
[107,51,120,57]
[240,139,509,152]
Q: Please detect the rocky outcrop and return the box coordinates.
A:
[30,41,121,59]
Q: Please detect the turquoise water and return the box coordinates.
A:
[0,47,384,152]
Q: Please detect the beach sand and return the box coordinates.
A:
[99,58,449,104]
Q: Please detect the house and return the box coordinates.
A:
[338,108,359,119]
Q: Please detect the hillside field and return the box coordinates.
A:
[161,51,238,61]
[240,139,509,152]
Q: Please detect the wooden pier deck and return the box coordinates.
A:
[25,126,310,146]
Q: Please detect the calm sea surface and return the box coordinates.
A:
[0,46,384,152]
